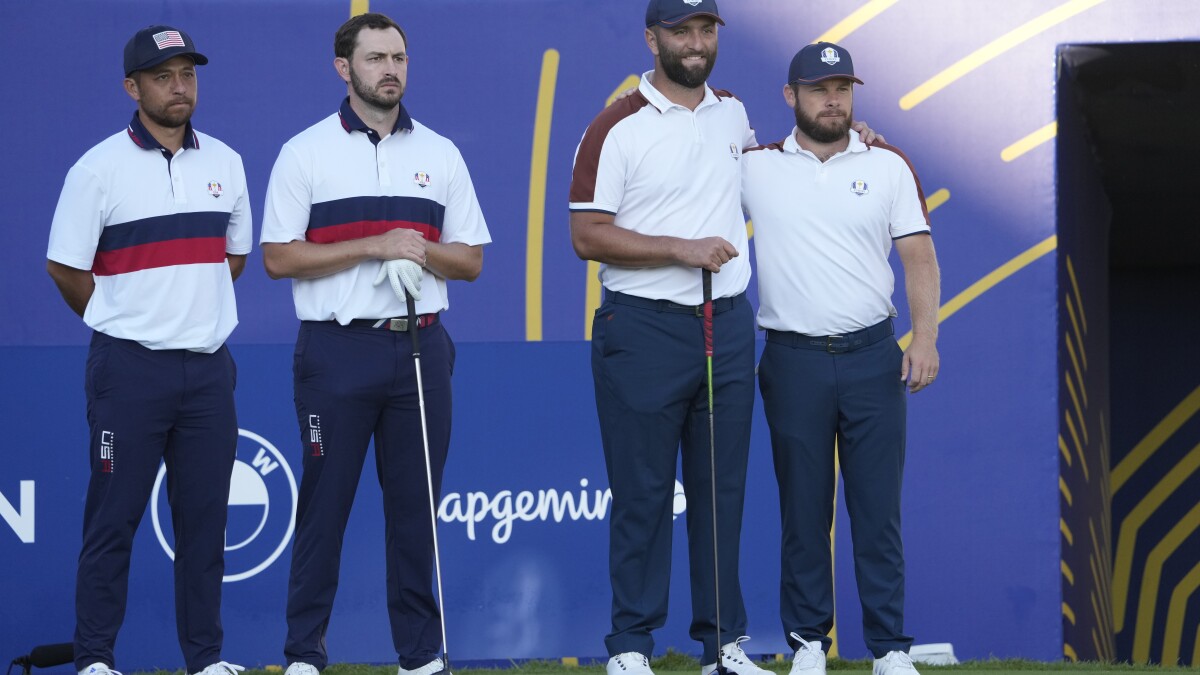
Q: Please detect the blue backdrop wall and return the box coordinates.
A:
[2,0,1197,670]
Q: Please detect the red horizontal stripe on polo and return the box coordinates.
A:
[92,236,227,276]
[305,220,442,245]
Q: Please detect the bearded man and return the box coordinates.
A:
[259,12,491,675]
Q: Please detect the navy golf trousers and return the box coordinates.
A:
[592,291,755,664]
[758,321,913,658]
[75,331,237,673]
[284,320,454,670]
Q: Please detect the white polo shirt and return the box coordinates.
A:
[261,99,491,322]
[742,129,931,335]
[569,71,755,305]
[47,114,253,353]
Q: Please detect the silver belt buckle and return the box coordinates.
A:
[387,318,410,332]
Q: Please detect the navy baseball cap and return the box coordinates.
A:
[123,25,208,77]
[646,0,724,27]
[788,42,863,85]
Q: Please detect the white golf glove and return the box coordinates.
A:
[373,259,422,302]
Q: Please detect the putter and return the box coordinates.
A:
[702,270,729,675]
[406,293,451,675]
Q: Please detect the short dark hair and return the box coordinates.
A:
[334,12,407,60]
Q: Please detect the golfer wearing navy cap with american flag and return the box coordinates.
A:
[48,23,250,675]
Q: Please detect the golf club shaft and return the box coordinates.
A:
[407,293,450,671]
[703,269,725,673]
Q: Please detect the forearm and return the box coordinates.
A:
[571,219,686,268]
[262,239,375,280]
[905,258,940,341]
[46,260,95,318]
[425,242,483,282]
[227,254,247,281]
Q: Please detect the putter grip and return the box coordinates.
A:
[702,269,712,304]
[406,293,421,353]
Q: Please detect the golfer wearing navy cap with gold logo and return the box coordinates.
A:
[742,41,939,675]
[48,23,250,675]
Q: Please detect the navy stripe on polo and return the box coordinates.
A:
[307,195,445,244]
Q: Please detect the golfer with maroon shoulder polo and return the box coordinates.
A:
[569,2,776,675]
[742,42,941,675]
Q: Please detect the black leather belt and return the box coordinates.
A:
[766,318,893,353]
[346,314,439,332]
[605,290,745,316]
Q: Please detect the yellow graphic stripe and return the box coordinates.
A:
[1132,484,1200,661]
[1065,374,1088,446]
[1165,588,1200,665]
[1089,519,1115,654]
[561,657,579,666]
[1062,559,1074,585]
[1059,435,1072,467]
[1064,333,1088,409]
[1113,442,1200,632]
[1063,643,1077,662]
[1191,631,1200,669]
[1066,257,1088,334]
[1091,628,1103,664]
[1113,385,1200,493]
[1001,122,1057,162]
[1063,602,1076,625]
[585,75,642,340]
[926,188,950,212]
[1061,518,1073,546]
[1059,476,1073,507]
[350,0,369,17]
[898,235,1056,350]
[1065,294,1088,373]
[814,0,901,44]
[526,50,560,342]
[899,0,1107,110]
[1064,411,1089,482]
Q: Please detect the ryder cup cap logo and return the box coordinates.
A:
[851,179,869,196]
[683,0,702,6]
[821,47,841,65]
[414,172,432,188]
[207,181,222,198]
[151,428,297,582]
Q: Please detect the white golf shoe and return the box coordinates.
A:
[700,636,772,675]
[79,663,122,675]
[873,651,920,675]
[192,663,245,675]
[607,652,654,675]
[787,633,826,675]
[399,658,449,675]
[285,662,320,675]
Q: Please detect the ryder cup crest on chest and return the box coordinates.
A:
[851,179,869,196]
[414,171,432,188]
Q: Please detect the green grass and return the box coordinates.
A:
[207,653,1195,675]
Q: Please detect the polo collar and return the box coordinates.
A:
[125,111,199,153]
[783,126,868,159]
[338,97,414,138]
[638,70,720,114]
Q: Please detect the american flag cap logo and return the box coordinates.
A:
[153,30,186,50]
